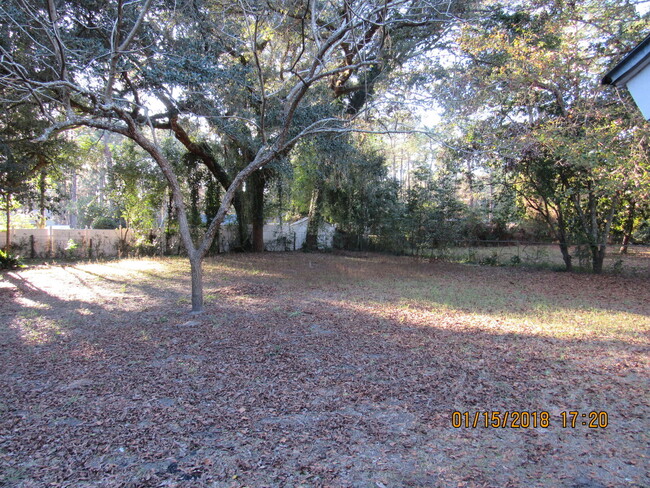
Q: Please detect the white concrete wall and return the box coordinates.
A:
[0,219,335,258]
[1,228,124,258]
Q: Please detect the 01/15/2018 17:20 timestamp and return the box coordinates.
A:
[451,411,609,429]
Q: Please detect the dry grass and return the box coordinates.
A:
[430,243,650,274]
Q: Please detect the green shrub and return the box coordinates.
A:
[480,252,499,266]
[92,216,119,229]
[0,250,24,269]
[133,237,157,256]
[65,239,79,259]
[464,249,478,263]
[632,223,650,244]
[610,258,624,275]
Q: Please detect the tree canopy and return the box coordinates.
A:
[1,0,470,310]
[426,0,650,272]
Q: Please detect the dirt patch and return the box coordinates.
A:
[0,253,648,487]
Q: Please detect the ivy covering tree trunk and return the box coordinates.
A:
[249,170,267,253]
[306,187,323,251]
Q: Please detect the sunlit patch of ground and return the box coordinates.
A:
[0,253,648,487]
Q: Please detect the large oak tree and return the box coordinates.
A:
[1,0,466,311]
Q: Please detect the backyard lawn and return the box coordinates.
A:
[1,253,648,487]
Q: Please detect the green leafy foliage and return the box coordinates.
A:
[291,135,403,250]
[428,0,650,272]
[108,141,166,231]
[0,249,23,269]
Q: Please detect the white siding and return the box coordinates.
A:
[627,65,650,119]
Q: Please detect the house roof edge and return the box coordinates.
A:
[603,33,650,86]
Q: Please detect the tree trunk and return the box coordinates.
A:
[101,136,113,207]
[306,187,322,251]
[571,183,618,274]
[165,188,174,255]
[39,168,47,228]
[591,244,606,274]
[233,191,250,250]
[488,178,494,224]
[620,201,636,254]
[250,171,266,252]
[559,242,573,272]
[189,252,203,314]
[70,171,78,228]
[188,165,202,231]
[557,210,573,272]
[466,159,474,208]
[4,193,10,252]
[252,218,264,252]
[620,233,632,255]
[592,194,618,273]
[555,208,573,272]
[205,176,221,255]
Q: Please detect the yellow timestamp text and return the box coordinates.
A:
[451,411,609,429]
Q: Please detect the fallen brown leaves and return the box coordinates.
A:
[0,253,648,487]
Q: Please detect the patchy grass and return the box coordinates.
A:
[427,243,650,275]
[0,253,648,488]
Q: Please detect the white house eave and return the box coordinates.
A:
[602,33,650,87]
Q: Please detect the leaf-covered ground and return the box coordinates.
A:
[1,253,648,487]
